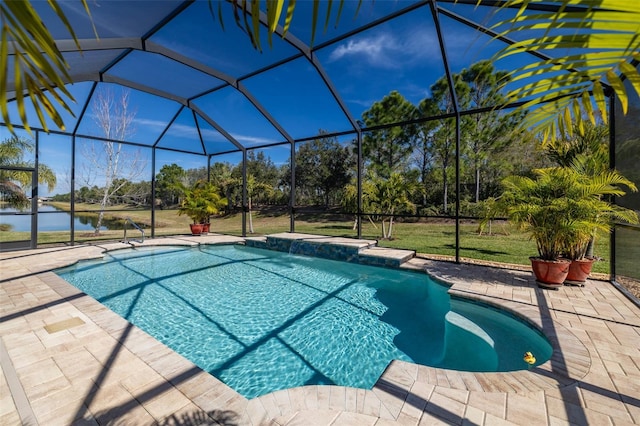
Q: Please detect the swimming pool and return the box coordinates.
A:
[56,244,552,399]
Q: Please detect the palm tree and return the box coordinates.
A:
[545,122,612,257]
[0,136,56,209]
[574,165,637,256]
[1,0,92,134]
[367,173,418,240]
[246,174,273,234]
[4,1,638,142]
[1,0,337,134]
[500,166,638,261]
[492,1,640,141]
[178,180,227,225]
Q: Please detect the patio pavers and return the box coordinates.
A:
[1,234,639,425]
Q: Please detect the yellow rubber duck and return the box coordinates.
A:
[523,352,536,365]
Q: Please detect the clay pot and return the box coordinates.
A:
[530,257,571,289]
[189,223,204,235]
[564,258,596,286]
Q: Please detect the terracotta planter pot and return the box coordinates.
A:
[189,223,204,236]
[564,258,595,286]
[201,223,210,234]
[530,257,570,289]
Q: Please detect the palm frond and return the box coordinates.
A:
[220,0,358,51]
[491,0,640,142]
[1,0,93,134]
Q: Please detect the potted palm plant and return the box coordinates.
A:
[178,180,227,235]
[500,167,580,289]
[501,165,638,288]
[560,161,638,285]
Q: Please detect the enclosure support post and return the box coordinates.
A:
[290,141,296,233]
[242,150,247,237]
[357,130,363,239]
[151,148,156,239]
[31,131,39,249]
[70,135,76,246]
[430,0,461,263]
[609,90,616,281]
[69,82,97,247]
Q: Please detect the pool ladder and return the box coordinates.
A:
[122,217,145,244]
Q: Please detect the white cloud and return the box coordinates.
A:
[328,27,440,69]
[329,33,400,68]
[231,133,281,146]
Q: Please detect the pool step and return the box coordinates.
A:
[245,233,416,268]
[358,247,416,268]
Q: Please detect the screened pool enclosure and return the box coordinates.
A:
[1,1,639,292]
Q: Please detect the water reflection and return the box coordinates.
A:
[0,204,123,232]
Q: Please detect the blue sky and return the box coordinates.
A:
[3,1,540,197]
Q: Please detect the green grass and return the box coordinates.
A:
[615,226,640,280]
[1,203,612,274]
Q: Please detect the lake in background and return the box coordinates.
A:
[0,205,107,232]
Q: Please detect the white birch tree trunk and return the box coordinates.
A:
[82,88,144,235]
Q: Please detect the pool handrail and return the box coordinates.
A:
[123,217,145,244]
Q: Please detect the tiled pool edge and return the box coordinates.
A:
[238,234,594,421]
[9,234,636,425]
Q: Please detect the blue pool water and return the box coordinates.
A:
[56,245,552,398]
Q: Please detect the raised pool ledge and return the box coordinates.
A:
[245,232,416,268]
[256,233,377,263]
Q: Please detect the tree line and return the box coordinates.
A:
[49,61,557,224]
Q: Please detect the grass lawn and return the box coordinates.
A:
[1,203,612,275]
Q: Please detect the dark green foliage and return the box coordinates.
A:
[361,91,419,178]
[294,133,355,206]
[155,163,186,207]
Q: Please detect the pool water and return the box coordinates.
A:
[56,245,552,398]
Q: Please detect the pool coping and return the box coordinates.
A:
[2,233,639,425]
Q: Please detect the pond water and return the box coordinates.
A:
[0,205,108,232]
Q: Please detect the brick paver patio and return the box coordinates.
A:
[1,235,638,425]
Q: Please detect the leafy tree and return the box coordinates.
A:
[361,91,419,178]
[112,179,150,205]
[422,74,470,214]
[482,130,548,196]
[0,136,56,209]
[460,61,519,202]
[294,133,354,206]
[413,101,440,207]
[156,163,186,207]
[240,151,280,186]
[75,185,97,203]
[185,166,209,186]
[365,172,418,239]
[210,161,237,212]
[234,151,282,206]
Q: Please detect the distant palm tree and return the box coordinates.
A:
[0,136,56,209]
[367,173,418,240]
[246,174,273,233]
